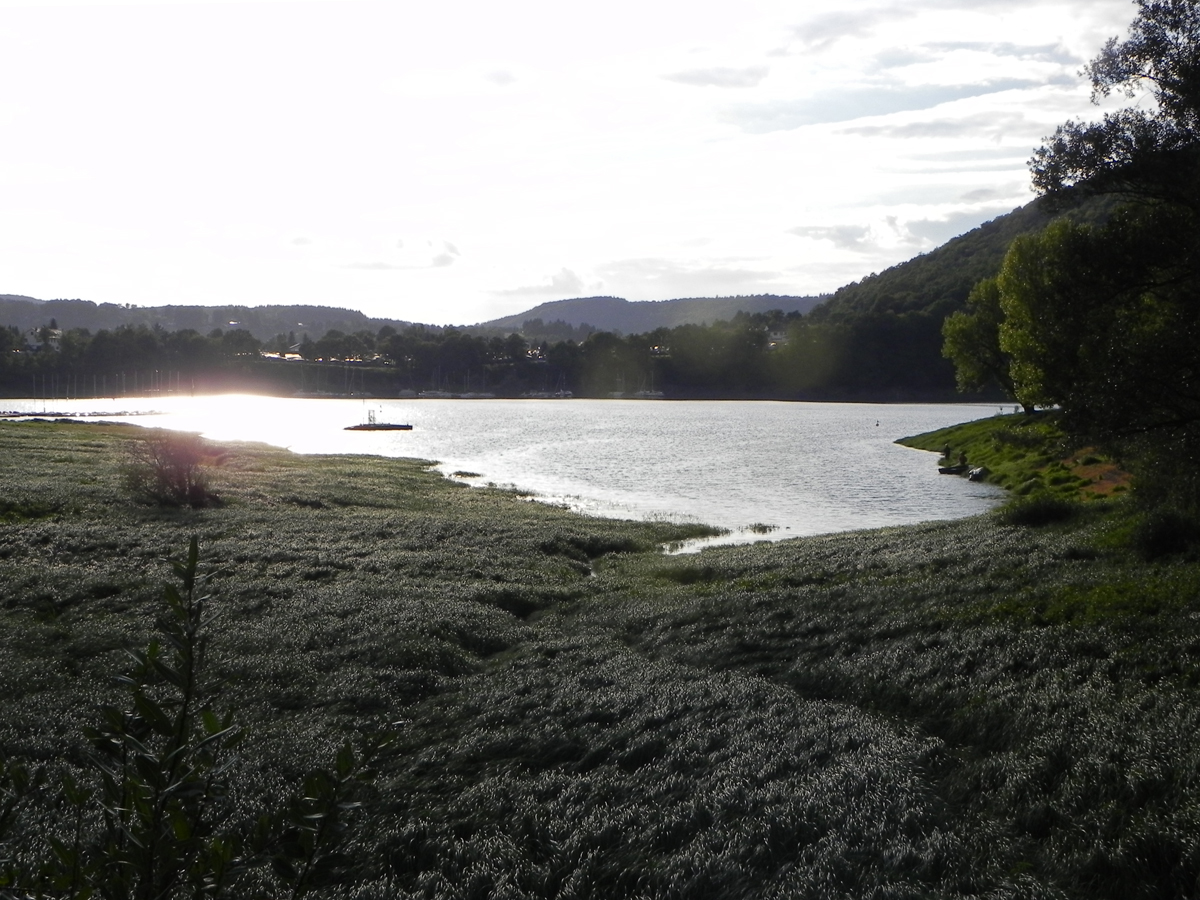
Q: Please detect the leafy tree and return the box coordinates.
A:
[1031,0,1200,201]
[942,278,1025,406]
[1000,1,1200,442]
[433,329,488,390]
[0,325,20,369]
[164,328,216,370]
[503,332,528,363]
[577,331,639,394]
[997,206,1200,440]
[217,328,261,358]
[769,320,843,394]
[944,0,1200,462]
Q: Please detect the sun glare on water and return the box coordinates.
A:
[143,395,369,454]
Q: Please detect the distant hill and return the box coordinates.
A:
[0,294,825,343]
[0,192,1121,401]
[481,193,1111,337]
[477,294,825,336]
[3,192,1105,359]
[0,298,413,342]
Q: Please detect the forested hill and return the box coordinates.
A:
[0,297,411,342]
[480,294,824,336]
[2,294,823,344]
[810,190,1107,322]
[772,189,1111,398]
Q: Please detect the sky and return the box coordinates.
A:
[1,0,1138,326]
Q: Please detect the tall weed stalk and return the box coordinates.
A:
[0,538,389,899]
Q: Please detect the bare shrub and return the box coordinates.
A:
[124,429,219,507]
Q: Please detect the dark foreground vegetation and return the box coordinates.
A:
[3,417,1200,899]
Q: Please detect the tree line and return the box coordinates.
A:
[0,308,977,402]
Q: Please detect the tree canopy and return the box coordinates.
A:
[997,207,1200,436]
[941,277,1024,408]
[945,0,1200,506]
[1031,0,1200,199]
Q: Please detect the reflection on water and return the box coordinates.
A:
[3,395,1006,546]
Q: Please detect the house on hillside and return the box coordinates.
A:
[25,326,62,352]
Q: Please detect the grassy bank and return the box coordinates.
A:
[897,410,1131,500]
[2,419,1199,898]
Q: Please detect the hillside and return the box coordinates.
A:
[478,294,824,336]
[772,189,1116,398]
[811,190,1110,322]
[0,297,414,342]
[2,294,823,345]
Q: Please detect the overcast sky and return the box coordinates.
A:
[2,0,1137,326]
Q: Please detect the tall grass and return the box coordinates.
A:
[2,420,1199,897]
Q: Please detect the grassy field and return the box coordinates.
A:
[2,417,1199,899]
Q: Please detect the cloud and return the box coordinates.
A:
[789,9,914,52]
[662,66,769,89]
[864,179,1027,207]
[912,148,1034,162]
[838,111,1031,140]
[867,41,1079,75]
[495,267,587,298]
[901,207,1016,246]
[594,257,789,298]
[870,47,933,70]
[723,80,1041,132]
[431,241,461,267]
[784,2,1113,56]
[958,187,1008,202]
[291,237,311,246]
[787,225,875,252]
[786,206,1032,265]
[925,40,1080,65]
[486,70,516,86]
[921,0,1123,13]
[345,240,460,271]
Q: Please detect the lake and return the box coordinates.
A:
[4,395,1006,547]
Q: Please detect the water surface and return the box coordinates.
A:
[5,396,1006,546]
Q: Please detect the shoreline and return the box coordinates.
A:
[1,398,1009,543]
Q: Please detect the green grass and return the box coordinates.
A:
[2,419,1200,898]
[897,410,1131,500]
